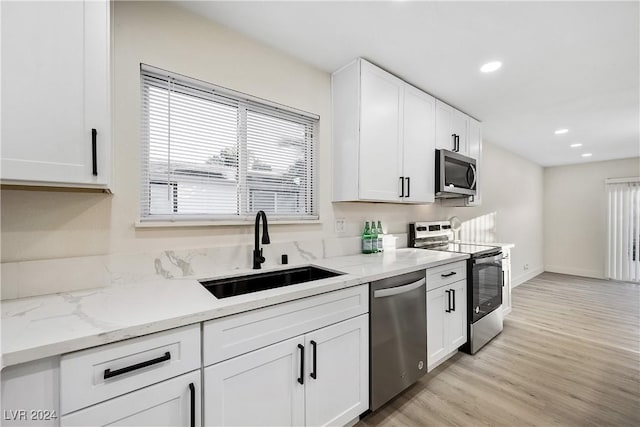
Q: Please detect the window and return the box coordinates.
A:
[606,177,640,282]
[140,65,318,222]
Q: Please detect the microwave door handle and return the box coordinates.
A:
[469,164,477,189]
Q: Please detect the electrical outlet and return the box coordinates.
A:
[334,218,346,234]
[523,264,529,271]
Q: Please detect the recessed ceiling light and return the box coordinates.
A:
[480,61,502,73]
[570,143,582,148]
[555,129,569,135]
[582,153,593,157]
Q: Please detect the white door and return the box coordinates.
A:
[1,0,110,186]
[435,100,455,151]
[427,288,447,371]
[401,85,435,203]
[359,60,403,202]
[204,336,305,427]
[447,280,468,349]
[452,111,470,155]
[60,371,200,426]
[305,314,369,427]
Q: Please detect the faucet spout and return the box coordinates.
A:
[253,211,270,269]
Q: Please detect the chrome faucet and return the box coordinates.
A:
[253,210,270,269]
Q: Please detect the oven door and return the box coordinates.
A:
[470,251,503,323]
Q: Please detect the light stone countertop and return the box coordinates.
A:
[1,249,468,369]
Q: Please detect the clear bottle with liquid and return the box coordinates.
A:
[362,221,373,254]
[377,221,384,252]
[370,220,378,253]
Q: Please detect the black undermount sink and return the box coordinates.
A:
[199,266,345,299]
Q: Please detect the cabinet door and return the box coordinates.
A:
[452,110,469,155]
[1,0,110,187]
[435,100,455,151]
[61,371,200,426]
[402,85,435,203]
[359,61,403,202]
[204,336,305,427]
[446,280,468,350]
[427,288,447,371]
[305,314,369,427]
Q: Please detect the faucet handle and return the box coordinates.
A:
[258,248,265,264]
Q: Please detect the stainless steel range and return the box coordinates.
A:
[409,221,504,354]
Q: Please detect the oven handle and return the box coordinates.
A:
[474,253,503,264]
[373,278,425,298]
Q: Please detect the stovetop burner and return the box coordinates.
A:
[409,221,501,257]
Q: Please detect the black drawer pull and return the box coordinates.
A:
[445,290,451,312]
[188,382,195,427]
[441,271,457,278]
[451,288,456,311]
[91,128,98,176]
[297,344,305,385]
[103,351,171,379]
[310,340,317,380]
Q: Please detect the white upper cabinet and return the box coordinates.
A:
[402,85,436,203]
[1,0,111,189]
[435,100,471,156]
[358,60,404,202]
[333,58,436,203]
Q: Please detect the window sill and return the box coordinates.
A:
[135,219,321,229]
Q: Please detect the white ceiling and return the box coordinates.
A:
[177,1,639,167]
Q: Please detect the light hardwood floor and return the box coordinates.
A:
[358,272,640,426]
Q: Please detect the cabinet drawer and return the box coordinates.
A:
[60,324,200,415]
[61,370,200,427]
[203,284,368,366]
[427,261,467,291]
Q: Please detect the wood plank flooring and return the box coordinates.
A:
[358,272,640,426]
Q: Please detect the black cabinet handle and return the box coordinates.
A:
[441,271,456,278]
[405,177,410,198]
[451,288,456,312]
[399,176,405,197]
[91,128,98,176]
[456,135,460,152]
[310,340,317,379]
[451,133,456,151]
[445,289,451,313]
[297,344,304,385]
[502,271,505,287]
[188,382,195,427]
[103,351,170,379]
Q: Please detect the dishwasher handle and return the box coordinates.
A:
[373,278,425,298]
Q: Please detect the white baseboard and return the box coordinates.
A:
[544,265,605,280]
[512,267,544,287]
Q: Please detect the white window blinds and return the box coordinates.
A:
[606,177,640,282]
[140,65,318,222]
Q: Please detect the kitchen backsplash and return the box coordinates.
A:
[0,233,407,300]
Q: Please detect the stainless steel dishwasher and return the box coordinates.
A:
[370,269,427,411]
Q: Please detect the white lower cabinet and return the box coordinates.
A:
[427,279,467,371]
[61,371,201,427]
[204,314,369,427]
[304,315,369,427]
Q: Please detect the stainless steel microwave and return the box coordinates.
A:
[435,149,477,198]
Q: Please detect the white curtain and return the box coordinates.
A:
[606,178,640,282]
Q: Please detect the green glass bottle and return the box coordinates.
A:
[377,221,384,253]
[370,220,378,253]
[362,221,372,254]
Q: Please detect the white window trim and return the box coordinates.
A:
[139,64,320,223]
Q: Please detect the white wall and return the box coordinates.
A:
[544,157,640,278]
[0,1,544,293]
